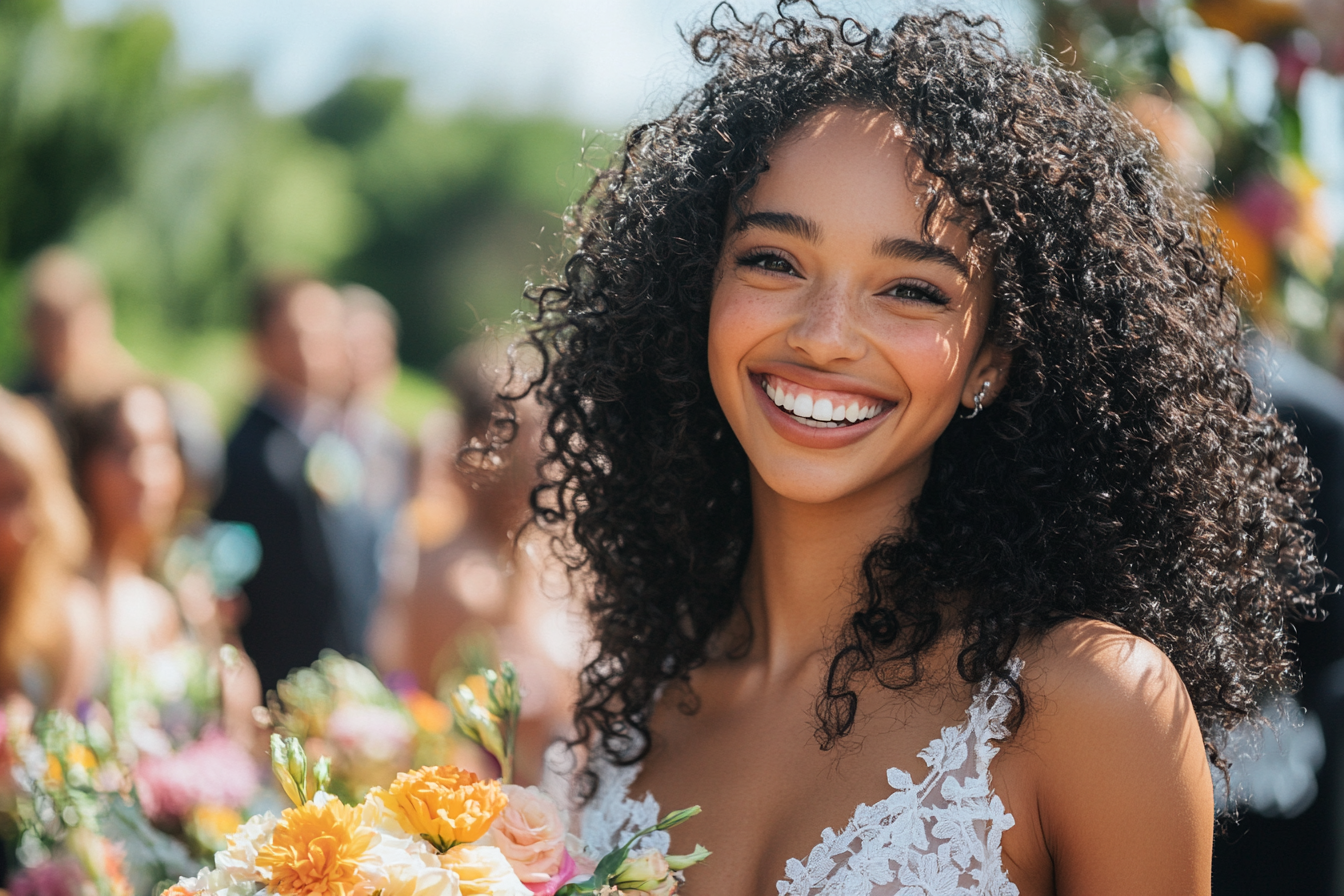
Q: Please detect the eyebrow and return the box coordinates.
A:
[733,210,969,278]
[733,211,820,242]
[873,236,969,278]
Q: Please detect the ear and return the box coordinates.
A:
[962,341,1012,411]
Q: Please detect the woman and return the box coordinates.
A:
[0,390,99,711]
[68,383,191,656]
[508,8,1325,895]
[67,383,261,742]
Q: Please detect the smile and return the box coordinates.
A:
[759,374,891,429]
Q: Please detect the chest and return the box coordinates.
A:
[617,683,1007,895]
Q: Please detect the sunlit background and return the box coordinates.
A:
[2,1,1344,893]
[3,0,1339,429]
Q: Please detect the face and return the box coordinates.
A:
[84,387,184,544]
[345,307,398,398]
[258,282,350,400]
[707,106,1009,509]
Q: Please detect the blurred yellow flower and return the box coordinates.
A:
[461,677,491,713]
[188,805,244,853]
[257,798,376,896]
[65,744,97,770]
[385,766,507,851]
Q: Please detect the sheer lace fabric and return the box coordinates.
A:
[549,662,1021,896]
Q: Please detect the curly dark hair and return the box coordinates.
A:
[496,2,1328,771]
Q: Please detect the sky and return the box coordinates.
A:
[62,0,1037,126]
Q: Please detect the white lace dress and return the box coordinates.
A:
[547,664,1022,896]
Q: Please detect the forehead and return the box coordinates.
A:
[744,106,974,260]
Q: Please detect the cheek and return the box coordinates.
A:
[871,318,972,401]
[706,287,755,411]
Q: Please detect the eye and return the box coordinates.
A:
[736,250,799,276]
[883,279,950,306]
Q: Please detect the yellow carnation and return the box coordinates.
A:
[385,766,507,851]
[440,844,529,896]
[257,798,376,896]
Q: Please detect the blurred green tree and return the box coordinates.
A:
[0,0,603,398]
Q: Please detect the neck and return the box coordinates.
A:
[739,461,927,681]
[92,529,152,583]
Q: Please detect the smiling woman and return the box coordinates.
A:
[480,5,1328,895]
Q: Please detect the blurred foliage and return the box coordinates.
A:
[1039,0,1344,362]
[0,0,612,403]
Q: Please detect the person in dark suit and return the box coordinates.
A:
[212,275,381,693]
[1211,339,1344,896]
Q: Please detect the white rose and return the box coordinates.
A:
[214,813,279,884]
[440,844,530,896]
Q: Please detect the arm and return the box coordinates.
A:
[1027,621,1213,895]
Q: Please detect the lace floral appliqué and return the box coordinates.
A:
[563,662,1021,896]
[777,663,1021,896]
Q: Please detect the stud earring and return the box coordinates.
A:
[964,380,992,419]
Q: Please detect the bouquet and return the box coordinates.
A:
[0,702,197,896]
[103,645,267,860]
[165,665,709,896]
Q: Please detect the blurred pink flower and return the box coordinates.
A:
[9,858,85,896]
[325,704,413,763]
[134,732,260,822]
[1235,175,1299,245]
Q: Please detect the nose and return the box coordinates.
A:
[785,280,865,365]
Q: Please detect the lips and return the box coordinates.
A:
[758,373,892,429]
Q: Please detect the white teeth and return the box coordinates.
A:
[761,376,889,427]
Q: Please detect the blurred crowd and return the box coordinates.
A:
[0,245,583,788]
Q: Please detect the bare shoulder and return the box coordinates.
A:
[1003,618,1213,895]
[1011,617,1204,784]
[1020,618,1190,719]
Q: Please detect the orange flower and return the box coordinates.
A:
[161,886,193,896]
[385,766,507,851]
[403,691,451,734]
[256,799,376,896]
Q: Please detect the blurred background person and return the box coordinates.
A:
[370,335,583,783]
[65,382,262,744]
[340,284,411,610]
[212,274,380,693]
[67,384,188,657]
[16,247,139,407]
[0,389,100,712]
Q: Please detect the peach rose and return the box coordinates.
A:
[488,785,568,883]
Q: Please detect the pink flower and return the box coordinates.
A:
[523,851,578,896]
[490,785,569,883]
[10,858,85,896]
[325,704,413,763]
[134,732,260,822]
[1235,175,1298,246]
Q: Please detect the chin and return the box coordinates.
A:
[751,465,876,506]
